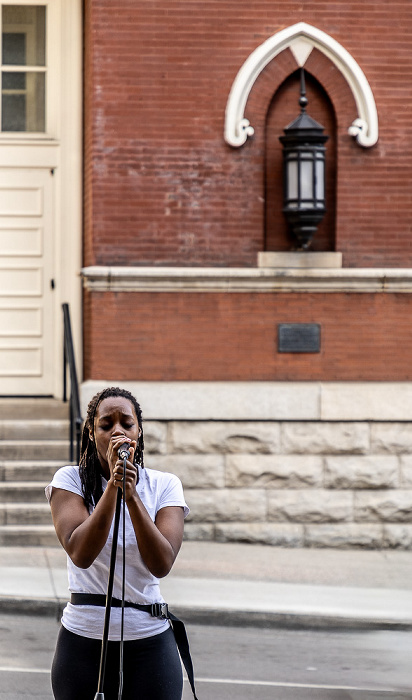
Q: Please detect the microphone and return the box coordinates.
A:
[118,442,130,460]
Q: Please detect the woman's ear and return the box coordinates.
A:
[89,431,94,442]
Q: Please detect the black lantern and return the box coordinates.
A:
[279,69,329,250]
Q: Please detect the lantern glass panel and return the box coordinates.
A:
[301,158,314,204]
[286,157,298,203]
[315,158,324,202]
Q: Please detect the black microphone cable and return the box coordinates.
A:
[117,443,130,700]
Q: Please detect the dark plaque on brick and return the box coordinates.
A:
[278,323,321,353]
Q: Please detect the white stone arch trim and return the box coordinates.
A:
[224,22,378,148]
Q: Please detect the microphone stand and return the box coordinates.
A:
[94,452,128,700]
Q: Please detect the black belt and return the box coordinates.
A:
[71,593,169,618]
[70,592,198,699]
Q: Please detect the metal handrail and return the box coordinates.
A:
[62,303,82,464]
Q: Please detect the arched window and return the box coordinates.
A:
[224,23,378,259]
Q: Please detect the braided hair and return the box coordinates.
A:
[79,386,145,510]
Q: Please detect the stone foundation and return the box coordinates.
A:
[143,420,412,549]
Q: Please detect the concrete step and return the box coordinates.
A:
[0,524,58,546]
[0,461,69,482]
[0,503,53,525]
[0,419,70,441]
[0,399,70,420]
[0,398,76,546]
[0,482,49,503]
[0,440,71,461]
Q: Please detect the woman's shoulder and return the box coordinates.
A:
[53,464,81,482]
[140,467,189,516]
[45,464,82,502]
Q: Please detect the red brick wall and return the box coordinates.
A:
[84,290,412,381]
[83,0,412,269]
[83,1,412,383]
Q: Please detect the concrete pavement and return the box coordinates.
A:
[1,542,412,630]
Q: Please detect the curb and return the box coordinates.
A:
[171,607,412,631]
[1,597,412,632]
[0,597,65,619]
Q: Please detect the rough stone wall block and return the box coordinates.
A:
[281,422,369,454]
[215,523,304,547]
[324,455,399,489]
[267,490,353,523]
[371,423,412,454]
[383,524,412,549]
[183,523,215,541]
[305,524,383,549]
[145,454,225,488]
[355,491,412,522]
[143,422,168,454]
[399,456,412,487]
[225,454,323,488]
[170,421,281,454]
[185,489,267,523]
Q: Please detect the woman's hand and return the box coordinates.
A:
[112,456,139,502]
[108,434,138,501]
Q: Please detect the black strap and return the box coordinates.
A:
[70,593,199,699]
[167,610,199,700]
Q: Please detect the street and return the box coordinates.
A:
[0,614,412,699]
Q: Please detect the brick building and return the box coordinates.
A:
[3,0,412,548]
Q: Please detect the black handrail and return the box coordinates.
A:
[62,303,82,464]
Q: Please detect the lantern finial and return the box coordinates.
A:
[299,68,308,112]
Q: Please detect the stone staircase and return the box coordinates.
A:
[0,399,74,546]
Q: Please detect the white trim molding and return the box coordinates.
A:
[224,22,378,148]
[81,380,412,422]
[82,266,412,294]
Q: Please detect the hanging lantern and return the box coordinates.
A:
[279,69,329,250]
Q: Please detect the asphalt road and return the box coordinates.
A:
[0,614,412,699]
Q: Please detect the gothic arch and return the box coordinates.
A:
[224,22,378,149]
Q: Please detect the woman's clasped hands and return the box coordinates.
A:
[107,434,138,501]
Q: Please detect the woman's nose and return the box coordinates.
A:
[112,427,126,437]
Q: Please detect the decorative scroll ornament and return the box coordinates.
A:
[224,22,378,149]
[232,118,255,146]
[347,118,376,147]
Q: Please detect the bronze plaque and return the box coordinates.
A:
[278,323,321,353]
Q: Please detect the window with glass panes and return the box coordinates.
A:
[1,5,46,132]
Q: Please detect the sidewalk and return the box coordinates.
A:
[1,541,412,629]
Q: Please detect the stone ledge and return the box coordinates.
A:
[81,265,412,294]
[81,380,412,421]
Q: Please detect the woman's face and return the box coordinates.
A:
[92,396,140,475]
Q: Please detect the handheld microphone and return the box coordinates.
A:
[118,442,130,460]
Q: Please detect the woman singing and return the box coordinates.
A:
[45,386,189,699]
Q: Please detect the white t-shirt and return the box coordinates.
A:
[45,464,189,641]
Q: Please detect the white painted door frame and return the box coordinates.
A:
[0,0,82,397]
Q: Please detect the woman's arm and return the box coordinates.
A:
[50,484,118,568]
[127,496,184,578]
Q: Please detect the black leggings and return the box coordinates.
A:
[51,625,183,700]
